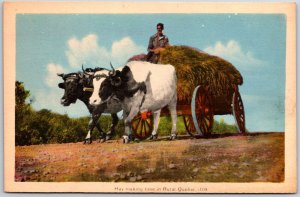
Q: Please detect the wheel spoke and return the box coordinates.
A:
[145,120,150,134]
[142,121,146,137]
[133,118,141,131]
[145,118,151,128]
[200,124,206,135]
[184,116,197,136]
[137,120,143,134]
[133,114,141,121]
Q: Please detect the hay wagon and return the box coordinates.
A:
[129,46,246,139]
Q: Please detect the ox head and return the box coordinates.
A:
[90,63,134,106]
[57,72,84,106]
[89,73,110,106]
[57,65,104,106]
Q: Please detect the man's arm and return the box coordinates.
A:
[164,36,169,47]
[147,36,154,52]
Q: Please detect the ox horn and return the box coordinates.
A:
[82,64,90,74]
[109,62,116,76]
[82,64,93,76]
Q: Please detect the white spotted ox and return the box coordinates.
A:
[89,61,178,143]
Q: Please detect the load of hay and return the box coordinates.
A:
[157,45,243,102]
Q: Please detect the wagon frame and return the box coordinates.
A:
[129,48,246,140]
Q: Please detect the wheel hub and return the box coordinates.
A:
[140,111,152,120]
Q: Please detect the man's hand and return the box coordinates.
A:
[153,47,165,54]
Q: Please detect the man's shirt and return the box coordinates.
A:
[147,33,169,52]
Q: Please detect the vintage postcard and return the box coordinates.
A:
[4,2,296,193]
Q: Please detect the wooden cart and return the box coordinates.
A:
[128,46,246,139]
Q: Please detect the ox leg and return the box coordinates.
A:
[168,94,178,140]
[95,121,107,143]
[106,113,119,140]
[122,111,135,144]
[123,92,144,143]
[124,92,144,124]
[84,118,94,144]
[148,110,161,140]
[84,113,101,144]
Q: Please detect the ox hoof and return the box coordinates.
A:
[169,134,177,141]
[122,136,130,144]
[99,133,106,143]
[84,138,92,144]
[106,133,114,141]
[147,134,158,140]
[122,135,135,144]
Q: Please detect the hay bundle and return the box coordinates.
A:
[158,45,243,102]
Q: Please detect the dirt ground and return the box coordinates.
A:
[15,132,284,182]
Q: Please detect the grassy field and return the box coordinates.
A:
[15,132,284,182]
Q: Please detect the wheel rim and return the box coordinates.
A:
[131,112,153,140]
[195,86,214,136]
[232,90,246,133]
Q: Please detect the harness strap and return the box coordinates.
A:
[139,91,146,109]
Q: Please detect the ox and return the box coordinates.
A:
[58,67,121,144]
[89,61,178,143]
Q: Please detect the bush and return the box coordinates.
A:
[157,116,186,136]
[212,118,237,134]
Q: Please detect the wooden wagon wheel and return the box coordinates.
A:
[183,115,200,138]
[131,111,153,140]
[232,87,246,133]
[190,85,214,136]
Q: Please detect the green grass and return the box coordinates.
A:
[100,115,238,138]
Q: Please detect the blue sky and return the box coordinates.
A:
[16,14,286,131]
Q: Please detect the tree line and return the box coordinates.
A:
[15,81,237,146]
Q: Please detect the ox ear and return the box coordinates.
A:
[78,73,84,83]
[57,73,65,78]
[58,83,65,89]
[121,66,133,80]
[78,72,84,79]
[121,66,131,75]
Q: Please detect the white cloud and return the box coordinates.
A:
[111,37,145,65]
[65,34,145,69]
[45,63,66,88]
[66,34,110,68]
[204,40,264,69]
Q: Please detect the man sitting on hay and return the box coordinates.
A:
[146,22,170,63]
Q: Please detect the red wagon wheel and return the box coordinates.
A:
[131,111,153,140]
[232,87,246,133]
[188,85,214,137]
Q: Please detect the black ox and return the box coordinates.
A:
[58,67,120,144]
